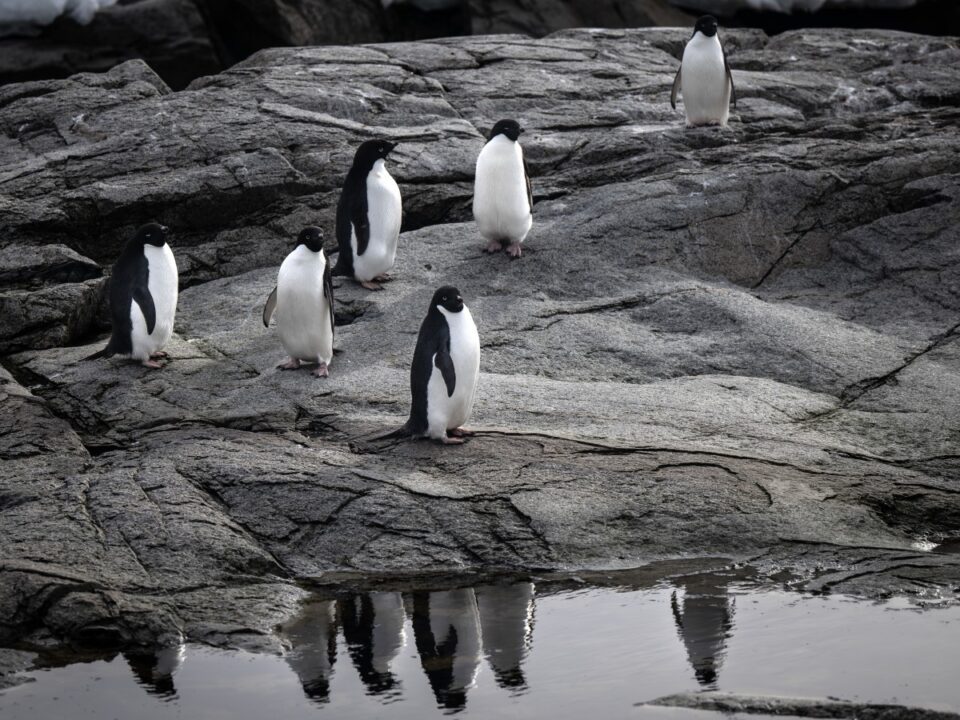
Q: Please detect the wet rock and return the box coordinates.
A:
[0,27,959,656]
[645,691,960,719]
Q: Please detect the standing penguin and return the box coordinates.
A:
[473,119,533,258]
[403,286,480,445]
[671,15,737,127]
[263,227,335,378]
[87,222,178,369]
[331,139,402,291]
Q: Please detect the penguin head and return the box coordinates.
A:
[353,139,398,171]
[693,15,719,38]
[296,226,325,253]
[432,285,464,314]
[135,222,169,247]
[489,119,523,142]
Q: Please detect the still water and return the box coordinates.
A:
[3,572,959,719]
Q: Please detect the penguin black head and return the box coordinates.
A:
[134,222,169,247]
[353,139,398,172]
[296,226,325,253]
[431,285,464,314]
[694,15,719,38]
[489,119,524,142]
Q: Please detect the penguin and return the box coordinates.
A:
[670,15,737,127]
[331,139,402,291]
[402,286,480,445]
[262,226,335,378]
[473,119,533,258]
[87,222,178,369]
[339,591,406,695]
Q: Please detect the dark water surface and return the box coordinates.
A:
[3,571,959,719]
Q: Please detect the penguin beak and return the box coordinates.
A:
[159,225,169,234]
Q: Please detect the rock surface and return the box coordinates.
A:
[1,27,959,658]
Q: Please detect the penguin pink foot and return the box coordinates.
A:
[150,351,169,359]
[374,273,393,282]
[278,358,301,370]
[142,359,164,369]
[449,427,474,438]
[361,280,383,291]
[440,435,465,445]
[312,362,329,378]
[484,239,503,254]
[506,243,523,258]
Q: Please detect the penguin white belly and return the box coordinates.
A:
[473,137,532,244]
[276,250,333,364]
[130,243,178,360]
[353,162,401,282]
[426,307,480,439]
[681,35,731,126]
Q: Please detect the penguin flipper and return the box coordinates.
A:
[434,350,456,397]
[723,47,736,108]
[133,286,156,334]
[670,65,681,110]
[522,155,533,213]
[263,286,277,328]
[323,260,335,340]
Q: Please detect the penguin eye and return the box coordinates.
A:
[442,295,448,301]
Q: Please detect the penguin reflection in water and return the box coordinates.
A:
[474,119,533,258]
[262,227,335,378]
[671,15,737,127]
[87,222,178,369]
[399,286,480,444]
[332,139,402,291]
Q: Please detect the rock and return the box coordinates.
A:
[644,691,960,719]
[0,27,959,657]
[0,0,221,90]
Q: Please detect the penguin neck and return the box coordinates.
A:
[292,244,325,267]
[370,158,389,177]
[690,30,720,49]
[437,305,473,330]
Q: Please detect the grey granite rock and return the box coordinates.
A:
[0,28,958,659]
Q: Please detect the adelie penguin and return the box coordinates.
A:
[403,286,480,445]
[671,15,737,127]
[331,139,402,291]
[473,119,532,258]
[87,222,178,369]
[262,227,335,378]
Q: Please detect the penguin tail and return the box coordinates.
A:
[348,422,414,454]
[83,345,115,361]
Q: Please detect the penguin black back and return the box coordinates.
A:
[100,223,168,357]
[405,286,463,435]
[332,139,398,277]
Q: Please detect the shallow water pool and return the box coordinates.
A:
[2,571,959,719]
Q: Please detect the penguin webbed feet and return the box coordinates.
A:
[277,358,302,370]
[360,280,384,291]
[373,273,393,282]
[150,351,169,359]
[484,238,504,254]
[448,427,474,438]
[312,363,329,378]
[505,243,523,259]
[141,359,165,369]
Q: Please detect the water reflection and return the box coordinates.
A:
[476,582,534,691]
[670,574,734,687]
[124,645,184,699]
[283,599,338,704]
[340,592,406,696]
